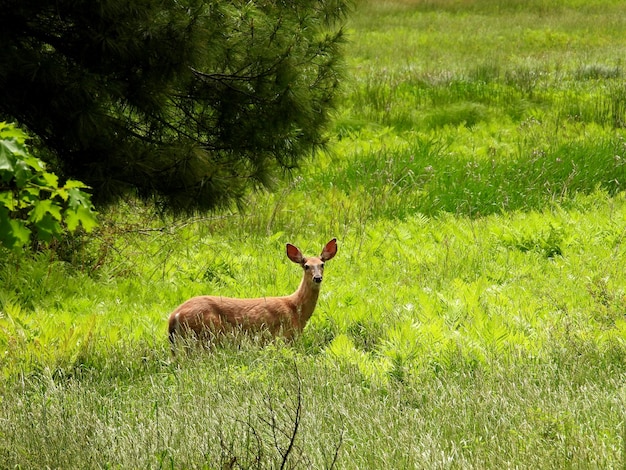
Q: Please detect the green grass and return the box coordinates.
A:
[2,348,624,468]
[2,0,626,467]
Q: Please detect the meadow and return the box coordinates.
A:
[2,0,626,467]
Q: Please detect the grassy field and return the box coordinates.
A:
[2,0,626,467]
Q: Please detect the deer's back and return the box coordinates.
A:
[168,294,298,337]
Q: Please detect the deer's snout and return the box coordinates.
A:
[310,265,324,284]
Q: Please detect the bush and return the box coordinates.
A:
[0,122,97,250]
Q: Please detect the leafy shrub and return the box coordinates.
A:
[0,122,97,250]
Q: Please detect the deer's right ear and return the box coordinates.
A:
[321,238,338,261]
[286,243,305,264]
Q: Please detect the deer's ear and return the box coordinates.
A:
[320,238,337,261]
[286,243,305,264]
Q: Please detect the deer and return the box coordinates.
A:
[168,238,337,348]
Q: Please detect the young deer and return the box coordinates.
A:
[168,238,337,347]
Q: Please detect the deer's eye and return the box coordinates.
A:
[304,264,310,270]
[321,262,325,268]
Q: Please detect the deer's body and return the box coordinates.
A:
[168,239,337,345]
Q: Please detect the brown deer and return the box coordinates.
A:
[168,238,337,347]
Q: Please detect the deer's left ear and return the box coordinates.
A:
[320,238,337,262]
[286,243,305,264]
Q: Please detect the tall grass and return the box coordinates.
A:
[1,345,625,468]
[2,0,626,467]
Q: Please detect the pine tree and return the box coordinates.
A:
[0,0,348,211]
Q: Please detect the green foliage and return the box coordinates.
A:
[0,123,97,250]
[0,0,349,212]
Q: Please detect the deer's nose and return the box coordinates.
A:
[313,275,323,283]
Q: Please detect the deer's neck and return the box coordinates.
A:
[290,276,321,326]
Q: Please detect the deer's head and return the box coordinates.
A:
[286,238,337,286]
